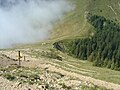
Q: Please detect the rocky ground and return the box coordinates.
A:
[0,66,83,90]
[0,49,119,90]
[0,52,87,90]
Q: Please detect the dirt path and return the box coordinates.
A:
[0,50,120,90]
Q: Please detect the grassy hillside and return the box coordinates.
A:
[14,0,120,86]
[51,0,120,40]
[88,0,120,23]
[51,0,91,40]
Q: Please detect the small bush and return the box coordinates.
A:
[4,74,16,81]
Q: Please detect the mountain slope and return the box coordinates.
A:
[88,0,120,23]
[54,13,120,70]
[2,0,120,89]
[51,0,90,40]
[51,0,120,40]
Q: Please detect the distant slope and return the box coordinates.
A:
[88,0,120,23]
[51,0,120,40]
[51,0,91,40]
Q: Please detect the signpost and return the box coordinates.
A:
[18,51,21,66]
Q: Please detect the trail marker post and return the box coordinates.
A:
[18,51,21,66]
[24,56,26,61]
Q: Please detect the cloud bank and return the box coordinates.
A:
[0,0,73,48]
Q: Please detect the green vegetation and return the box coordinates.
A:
[81,85,110,90]
[52,0,120,40]
[41,49,63,61]
[88,0,120,23]
[27,48,120,85]
[52,0,120,71]
[9,0,120,88]
[0,66,42,84]
[59,83,72,90]
[1,66,110,90]
[3,73,16,81]
[51,0,91,40]
[54,14,120,70]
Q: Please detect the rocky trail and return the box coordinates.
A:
[0,50,120,90]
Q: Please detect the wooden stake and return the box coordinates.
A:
[24,56,26,61]
[18,51,21,66]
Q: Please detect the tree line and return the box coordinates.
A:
[54,14,120,70]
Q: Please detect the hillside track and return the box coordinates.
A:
[0,50,120,90]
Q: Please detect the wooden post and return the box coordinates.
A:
[24,56,26,61]
[18,51,21,66]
